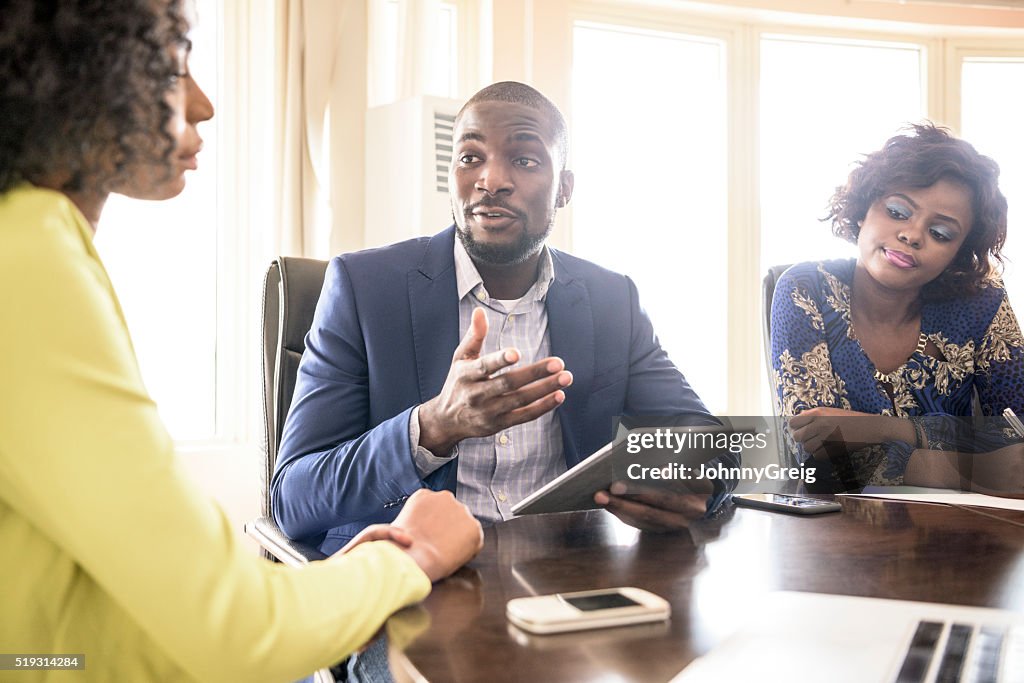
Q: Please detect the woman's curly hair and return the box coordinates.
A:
[0,0,188,195]
[825,123,1008,301]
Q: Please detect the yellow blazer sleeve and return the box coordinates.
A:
[0,188,430,682]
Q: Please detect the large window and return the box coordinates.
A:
[94,1,221,441]
[89,1,1024,443]
[92,0,273,449]
[572,21,729,412]
[759,35,925,272]
[372,0,460,105]
[959,56,1024,308]
[565,3,1024,414]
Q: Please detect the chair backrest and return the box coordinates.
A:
[761,263,792,410]
[260,257,329,517]
[763,264,799,469]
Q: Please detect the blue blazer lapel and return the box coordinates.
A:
[407,227,461,493]
[547,251,595,468]
[408,227,460,404]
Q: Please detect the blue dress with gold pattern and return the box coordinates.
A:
[770,259,1024,485]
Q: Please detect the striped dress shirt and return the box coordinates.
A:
[411,239,566,524]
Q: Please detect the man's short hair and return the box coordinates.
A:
[457,81,569,170]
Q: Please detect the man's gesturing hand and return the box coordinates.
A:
[418,307,573,455]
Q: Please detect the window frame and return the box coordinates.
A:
[566,2,748,413]
[175,0,276,459]
[944,39,1024,132]
[561,0,1024,414]
[368,0,482,105]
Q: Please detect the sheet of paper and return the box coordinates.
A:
[839,487,1024,512]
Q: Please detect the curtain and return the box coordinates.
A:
[276,0,367,258]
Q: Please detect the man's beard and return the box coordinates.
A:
[453,202,555,266]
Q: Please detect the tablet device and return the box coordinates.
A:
[511,424,741,516]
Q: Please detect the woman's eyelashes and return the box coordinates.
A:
[884,199,956,243]
[929,225,955,242]
[885,200,912,221]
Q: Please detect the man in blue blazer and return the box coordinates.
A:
[273,82,725,554]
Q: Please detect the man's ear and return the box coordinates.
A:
[556,170,575,208]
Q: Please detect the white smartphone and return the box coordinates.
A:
[506,587,670,634]
[732,493,841,515]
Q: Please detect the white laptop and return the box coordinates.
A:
[672,591,1024,683]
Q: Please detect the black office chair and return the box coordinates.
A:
[245,257,330,565]
[244,258,345,683]
[762,264,796,468]
[762,263,792,412]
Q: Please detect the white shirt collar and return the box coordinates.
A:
[453,234,554,303]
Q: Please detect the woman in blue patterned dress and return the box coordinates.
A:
[770,124,1024,490]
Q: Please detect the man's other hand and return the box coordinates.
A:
[594,480,713,533]
[418,306,573,454]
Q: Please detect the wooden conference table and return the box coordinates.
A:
[388,498,1024,682]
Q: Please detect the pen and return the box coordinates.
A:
[1002,408,1024,438]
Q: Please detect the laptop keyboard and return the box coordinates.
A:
[896,620,1024,683]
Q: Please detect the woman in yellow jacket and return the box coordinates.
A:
[0,2,483,681]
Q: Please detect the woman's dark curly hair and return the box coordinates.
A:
[0,0,188,195]
[826,123,1008,301]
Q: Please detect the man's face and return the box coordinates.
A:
[449,101,573,266]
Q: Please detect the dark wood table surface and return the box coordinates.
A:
[390,497,1024,683]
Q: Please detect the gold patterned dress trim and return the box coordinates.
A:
[817,264,853,338]
[790,286,824,332]
[977,297,1024,373]
[846,317,926,417]
[774,342,852,416]
[928,334,974,396]
[872,333,927,385]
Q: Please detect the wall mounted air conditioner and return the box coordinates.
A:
[365,95,462,248]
